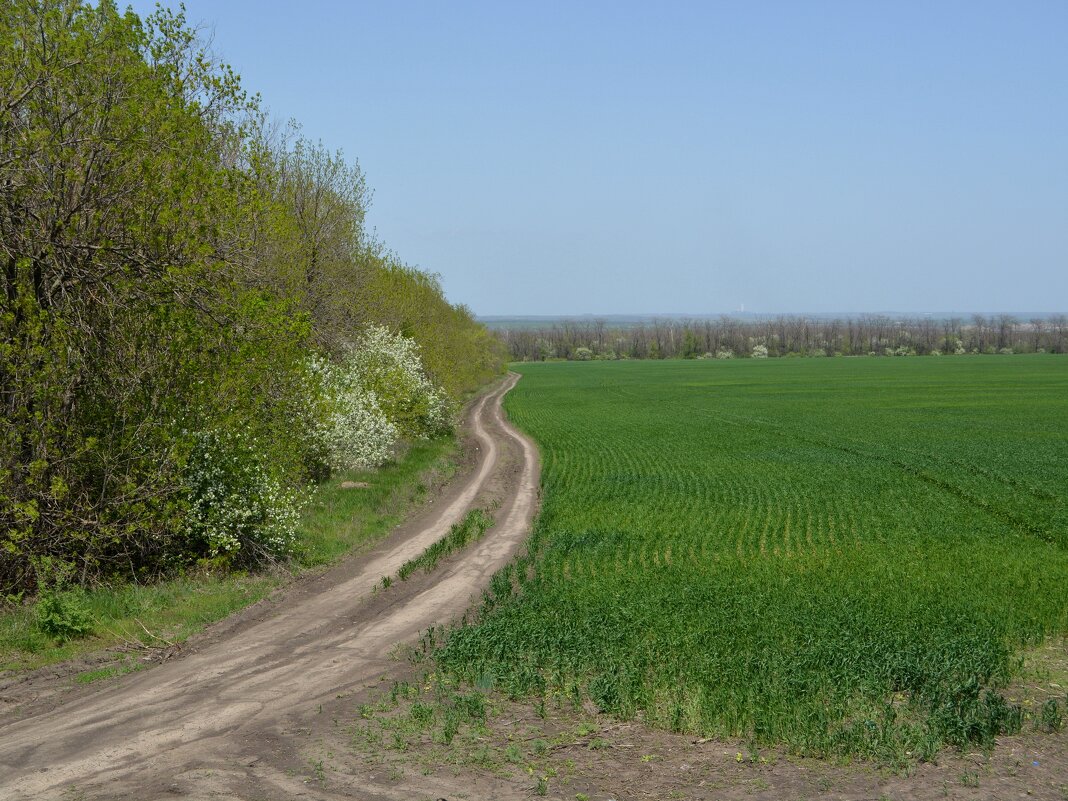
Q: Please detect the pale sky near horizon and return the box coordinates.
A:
[129,0,1067,316]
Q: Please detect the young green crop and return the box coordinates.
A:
[438,355,1068,759]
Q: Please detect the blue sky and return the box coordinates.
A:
[129,1,1067,315]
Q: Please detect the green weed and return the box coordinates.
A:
[397,508,495,580]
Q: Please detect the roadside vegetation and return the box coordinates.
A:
[0,1,503,652]
[1,435,458,671]
[396,508,495,582]
[438,356,1068,760]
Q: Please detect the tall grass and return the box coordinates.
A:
[438,356,1068,759]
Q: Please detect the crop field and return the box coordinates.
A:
[439,356,1068,759]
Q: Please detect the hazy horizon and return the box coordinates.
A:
[478,310,1068,320]
[128,1,1068,316]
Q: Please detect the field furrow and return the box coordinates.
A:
[439,357,1068,759]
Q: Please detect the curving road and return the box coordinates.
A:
[0,372,538,800]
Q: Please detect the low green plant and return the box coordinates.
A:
[397,509,495,580]
[437,358,1068,759]
[35,591,93,642]
[1040,698,1064,732]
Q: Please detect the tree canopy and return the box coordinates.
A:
[0,0,505,593]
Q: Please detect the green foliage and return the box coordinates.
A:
[35,590,93,642]
[438,356,1068,759]
[30,557,93,642]
[180,429,302,565]
[397,509,495,580]
[0,1,502,595]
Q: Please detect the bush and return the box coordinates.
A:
[751,344,769,359]
[574,347,593,361]
[35,590,94,642]
[351,326,454,438]
[313,325,453,472]
[312,355,399,471]
[716,349,734,360]
[181,430,302,564]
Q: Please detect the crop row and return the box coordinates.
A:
[438,356,1068,759]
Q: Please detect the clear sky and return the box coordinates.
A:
[128,0,1067,316]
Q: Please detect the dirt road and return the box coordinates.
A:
[0,372,538,800]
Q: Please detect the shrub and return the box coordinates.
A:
[312,355,399,471]
[313,325,453,472]
[751,344,769,359]
[28,558,94,640]
[350,325,454,438]
[716,349,734,360]
[574,347,593,361]
[181,429,302,564]
[36,590,94,642]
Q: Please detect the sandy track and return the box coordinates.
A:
[0,372,538,800]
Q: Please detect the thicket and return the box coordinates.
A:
[0,1,504,595]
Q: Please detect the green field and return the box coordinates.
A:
[439,356,1068,759]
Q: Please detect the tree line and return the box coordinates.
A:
[500,314,1068,361]
[0,1,504,594]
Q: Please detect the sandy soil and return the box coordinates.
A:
[0,372,539,800]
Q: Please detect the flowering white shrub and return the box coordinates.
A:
[716,349,734,360]
[182,429,301,563]
[751,344,769,359]
[311,325,454,472]
[309,355,397,471]
[352,325,453,438]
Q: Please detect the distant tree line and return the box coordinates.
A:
[0,1,504,594]
[500,315,1068,361]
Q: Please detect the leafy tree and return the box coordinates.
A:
[0,1,504,594]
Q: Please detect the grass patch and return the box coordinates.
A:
[397,508,495,581]
[0,573,281,672]
[347,668,609,787]
[74,660,145,685]
[296,436,459,567]
[0,434,458,673]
